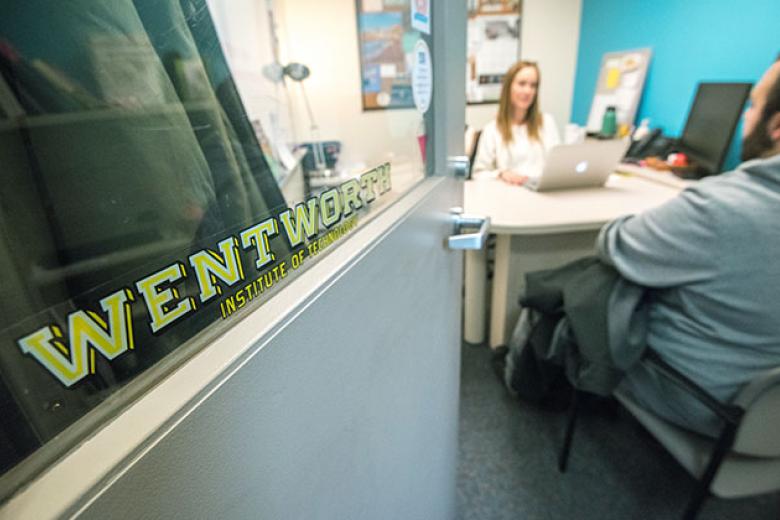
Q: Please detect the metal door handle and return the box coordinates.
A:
[447,156,471,178]
[448,208,490,250]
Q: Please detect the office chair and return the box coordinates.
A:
[557,349,780,520]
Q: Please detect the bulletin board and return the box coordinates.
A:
[466,0,522,104]
[355,0,423,111]
[586,48,652,132]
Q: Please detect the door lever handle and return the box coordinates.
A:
[448,208,490,250]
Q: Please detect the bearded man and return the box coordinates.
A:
[598,59,780,436]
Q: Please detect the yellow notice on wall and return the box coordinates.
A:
[605,68,621,89]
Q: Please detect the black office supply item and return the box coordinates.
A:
[625,128,663,160]
[300,141,341,171]
[676,82,751,177]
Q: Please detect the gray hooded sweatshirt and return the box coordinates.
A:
[597,153,780,436]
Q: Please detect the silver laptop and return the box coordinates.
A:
[527,140,630,192]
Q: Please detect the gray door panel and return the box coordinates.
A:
[78,177,463,520]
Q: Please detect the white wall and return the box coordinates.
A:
[277,0,423,172]
[466,0,582,135]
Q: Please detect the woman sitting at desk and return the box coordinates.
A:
[472,61,560,185]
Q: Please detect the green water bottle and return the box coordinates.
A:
[601,105,617,138]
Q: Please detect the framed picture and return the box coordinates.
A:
[466,0,522,104]
[355,0,421,110]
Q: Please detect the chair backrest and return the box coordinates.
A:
[467,129,482,179]
[731,366,780,457]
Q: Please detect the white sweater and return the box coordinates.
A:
[472,113,560,180]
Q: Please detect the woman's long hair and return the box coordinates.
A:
[496,61,543,144]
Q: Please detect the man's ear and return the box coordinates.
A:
[769,112,780,143]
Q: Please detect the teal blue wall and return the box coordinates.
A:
[570,0,779,170]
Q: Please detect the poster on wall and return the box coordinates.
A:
[411,39,432,114]
[466,0,522,104]
[356,0,424,110]
[410,0,430,34]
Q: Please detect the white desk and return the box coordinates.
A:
[463,173,686,348]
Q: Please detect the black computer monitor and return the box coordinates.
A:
[677,82,751,176]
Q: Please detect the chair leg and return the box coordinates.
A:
[558,389,582,473]
[681,423,738,520]
[682,485,708,520]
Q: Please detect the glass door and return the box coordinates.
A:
[0,1,468,517]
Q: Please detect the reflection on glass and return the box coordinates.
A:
[0,0,427,486]
[0,0,291,481]
[212,0,427,200]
